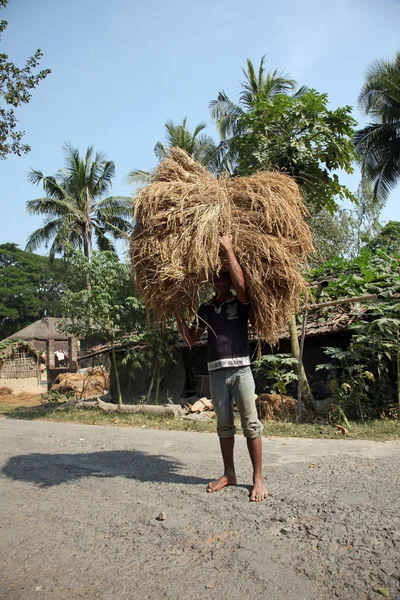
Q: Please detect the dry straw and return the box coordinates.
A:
[130,148,313,342]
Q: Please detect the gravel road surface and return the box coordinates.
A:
[0,419,399,600]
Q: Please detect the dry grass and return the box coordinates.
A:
[256,393,299,421]
[0,391,42,406]
[51,367,109,399]
[130,148,313,342]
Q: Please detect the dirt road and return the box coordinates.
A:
[0,419,399,600]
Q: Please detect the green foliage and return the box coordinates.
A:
[122,327,177,376]
[210,55,305,164]
[0,243,70,339]
[60,250,178,404]
[312,247,400,418]
[60,251,143,341]
[308,181,384,264]
[317,304,400,418]
[26,144,132,258]
[254,353,298,395]
[231,90,357,212]
[0,338,39,358]
[367,221,400,255]
[309,207,358,263]
[0,0,51,158]
[41,389,70,403]
[355,51,400,200]
[352,181,384,252]
[128,117,218,185]
[60,250,145,406]
[309,248,400,299]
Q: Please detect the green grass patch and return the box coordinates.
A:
[0,402,398,441]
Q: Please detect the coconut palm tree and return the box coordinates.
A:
[26,144,133,259]
[354,52,400,200]
[209,56,307,172]
[128,117,218,184]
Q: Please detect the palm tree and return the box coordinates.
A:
[26,144,133,260]
[128,117,218,184]
[209,56,307,171]
[354,52,400,200]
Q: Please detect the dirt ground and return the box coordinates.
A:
[0,391,42,406]
[0,377,46,395]
[0,419,399,600]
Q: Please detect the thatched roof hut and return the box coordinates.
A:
[4,317,79,377]
[7,317,68,343]
[0,340,41,381]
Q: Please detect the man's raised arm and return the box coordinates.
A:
[219,234,249,303]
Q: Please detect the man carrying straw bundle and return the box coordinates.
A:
[176,234,268,503]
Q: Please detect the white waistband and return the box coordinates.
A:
[208,356,251,372]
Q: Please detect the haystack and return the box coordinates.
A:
[51,367,109,399]
[256,393,298,421]
[131,148,313,342]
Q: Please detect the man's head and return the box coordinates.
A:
[212,270,232,298]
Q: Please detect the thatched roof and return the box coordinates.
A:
[173,304,363,348]
[6,317,70,342]
[0,339,39,362]
[281,305,362,340]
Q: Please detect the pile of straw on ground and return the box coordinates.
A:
[0,386,13,396]
[51,367,109,399]
[130,148,313,342]
[256,393,299,421]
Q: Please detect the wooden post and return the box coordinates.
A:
[46,339,55,369]
[297,311,308,422]
[304,294,379,312]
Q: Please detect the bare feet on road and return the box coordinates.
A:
[206,473,237,493]
[206,474,268,502]
[250,479,269,502]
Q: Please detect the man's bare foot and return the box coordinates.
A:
[206,473,237,493]
[250,479,269,502]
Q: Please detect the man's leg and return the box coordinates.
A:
[207,369,237,493]
[206,436,236,492]
[247,436,268,502]
[232,367,268,502]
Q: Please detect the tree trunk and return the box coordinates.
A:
[154,361,161,405]
[85,188,92,262]
[83,188,92,290]
[110,341,123,406]
[76,398,182,417]
[297,311,307,422]
[83,228,91,291]
[289,314,315,409]
[147,369,155,403]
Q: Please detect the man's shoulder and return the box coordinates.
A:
[198,299,213,312]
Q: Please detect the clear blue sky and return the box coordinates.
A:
[1,0,399,255]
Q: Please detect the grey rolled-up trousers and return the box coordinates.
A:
[209,366,263,439]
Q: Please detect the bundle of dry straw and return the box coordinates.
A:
[130,148,313,342]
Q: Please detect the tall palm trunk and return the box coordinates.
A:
[85,188,93,261]
[84,188,92,290]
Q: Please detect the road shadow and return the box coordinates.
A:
[2,450,211,488]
